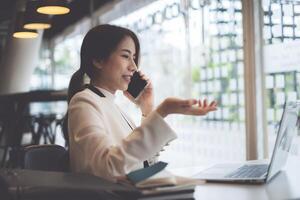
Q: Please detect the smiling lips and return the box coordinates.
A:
[122,75,132,83]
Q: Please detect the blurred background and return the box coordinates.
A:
[0,0,299,169]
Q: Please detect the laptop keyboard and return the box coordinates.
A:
[225,164,269,178]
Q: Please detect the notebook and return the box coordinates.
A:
[124,161,204,189]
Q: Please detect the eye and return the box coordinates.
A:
[121,55,130,59]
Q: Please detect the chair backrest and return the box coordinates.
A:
[23,144,69,172]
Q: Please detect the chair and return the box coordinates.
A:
[30,114,58,145]
[23,144,69,172]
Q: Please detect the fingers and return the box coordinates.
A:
[209,100,218,107]
[203,99,207,107]
[184,99,218,115]
[198,99,207,108]
[198,99,217,107]
[138,71,153,89]
[123,91,135,101]
[182,99,217,109]
[138,71,147,80]
[162,97,217,116]
[198,100,202,107]
[182,99,198,107]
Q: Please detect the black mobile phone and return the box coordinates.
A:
[127,71,147,98]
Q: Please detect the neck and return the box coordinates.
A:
[90,79,116,94]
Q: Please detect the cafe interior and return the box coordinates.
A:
[0,0,299,199]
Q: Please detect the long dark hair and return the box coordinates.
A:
[62,24,140,145]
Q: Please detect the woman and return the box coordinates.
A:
[66,24,217,181]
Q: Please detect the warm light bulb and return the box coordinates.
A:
[37,6,70,15]
[13,31,38,39]
[24,23,51,30]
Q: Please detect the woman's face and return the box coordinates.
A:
[96,36,137,93]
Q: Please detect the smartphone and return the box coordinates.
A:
[127,71,147,99]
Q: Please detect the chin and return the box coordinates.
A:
[120,84,128,91]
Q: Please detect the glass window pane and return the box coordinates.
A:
[110,0,246,168]
[53,34,83,90]
[262,0,300,158]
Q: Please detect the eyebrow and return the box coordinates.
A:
[121,49,136,56]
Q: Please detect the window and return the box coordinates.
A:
[53,34,83,90]
[109,0,246,168]
[30,47,52,90]
[262,0,300,157]
[33,0,300,163]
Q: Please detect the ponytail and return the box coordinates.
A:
[62,69,85,146]
[67,69,85,103]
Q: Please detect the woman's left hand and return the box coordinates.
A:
[123,71,154,116]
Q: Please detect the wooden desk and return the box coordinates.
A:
[192,155,300,200]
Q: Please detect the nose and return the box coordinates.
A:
[129,58,138,72]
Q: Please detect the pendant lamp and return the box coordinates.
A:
[36,0,70,15]
[13,12,38,39]
[24,1,51,30]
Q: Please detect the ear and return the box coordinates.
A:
[92,59,103,69]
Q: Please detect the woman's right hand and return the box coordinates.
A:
[156,97,217,118]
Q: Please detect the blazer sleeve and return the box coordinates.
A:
[68,93,177,180]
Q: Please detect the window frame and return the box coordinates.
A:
[242,0,268,160]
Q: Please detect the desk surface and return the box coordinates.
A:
[1,155,299,200]
[190,155,300,200]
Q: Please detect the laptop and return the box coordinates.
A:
[195,101,300,183]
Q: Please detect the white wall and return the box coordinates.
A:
[0,30,43,94]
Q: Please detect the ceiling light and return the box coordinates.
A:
[37,0,70,15]
[24,1,52,30]
[13,31,38,39]
[13,12,38,39]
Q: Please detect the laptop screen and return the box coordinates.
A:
[266,101,300,182]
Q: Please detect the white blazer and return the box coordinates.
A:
[68,87,177,181]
